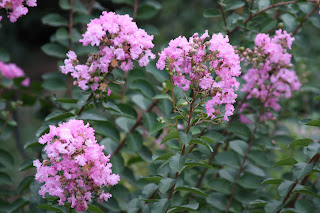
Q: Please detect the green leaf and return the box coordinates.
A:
[229,140,248,157]
[45,111,74,121]
[131,79,155,98]
[168,199,199,213]
[7,198,29,213]
[161,132,179,144]
[149,122,168,135]
[143,112,158,132]
[175,186,208,197]
[264,201,283,213]
[59,0,70,9]
[19,159,34,171]
[249,200,268,207]
[203,8,220,18]
[103,101,122,113]
[280,13,297,32]
[293,189,320,199]
[0,172,12,184]
[227,123,251,140]
[208,179,232,194]
[184,162,213,170]
[189,139,213,152]
[179,131,192,146]
[55,97,78,104]
[17,176,34,194]
[215,151,240,167]
[78,111,107,122]
[41,43,67,58]
[115,117,135,132]
[153,152,174,161]
[151,199,169,213]
[274,157,298,167]
[0,48,10,62]
[262,178,284,185]
[137,2,161,20]
[224,1,245,11]
[159,178,175,193]
[94,121,120,141]
[260,19,277,33]
[257,0,270,10]
[127,131,143,152]
[42,14,68,27]
[278,180,295,197]
[304,120,320,127]
[203,131,224,143]
[153,94,172,102]
[141,176,163,184]
[293,162,314,179]
[238,173,261,189]
[37,204,63,212]
[288,138,314,148]
[314,96,320,100]
[169,153,186,173]
[0,149,14,167]
[117,103,137,118]
[88,204,104,213]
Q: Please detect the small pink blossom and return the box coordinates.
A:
[0,0,37,23]
[0,61,30,87]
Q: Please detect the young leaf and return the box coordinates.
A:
[179,131,192,146]
[274,157,298,167]
[175,186,208,197]
[159,178,176,193]
[161,132,179,144]
[288,138,313,148]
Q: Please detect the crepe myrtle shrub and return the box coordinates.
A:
[4,1,320,212]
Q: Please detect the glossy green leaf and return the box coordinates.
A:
[102,101,122,113]
[153,152,174,161]
[179,131,192,146]
[151,199,169,213]
[45,111,74,121]
[168,199,199,212]
[293,162,313,179]
[41,43,67,58]
[274,157,298,167]
[159,178,175,193]
[88,204,104,213]
[161,132,179,144]
[261,178,284,185]
[169,153,186,173]
[229,140,248,156]
[153,94,172,102]
[149,122,168,135]
[288,138,314,148]
[42,13,68,27]
[94,121,120,141]
[175,186,208,197]
[278,180,295,197]
[238,173,261,189]
[37,204,63,212]
[264,201,283,213]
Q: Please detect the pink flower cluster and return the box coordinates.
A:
[0,0,37,23]
[240,29,301,121]
[60,11,155,92]
[33,119,120,211]
[0,61,30,86]
[157,31,241,121]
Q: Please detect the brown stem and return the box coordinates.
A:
[77,93,93,116]
[88,0,95,14]
[228,0,318,35]
[67,0,75,98]
[133,0,139,20]
[284,154,320,209]
[292,5,318,35]
[218,1,229,34]
[112,100,158,156]
[166,91,197,210]
[225,88,271,213]
[195,92,249,188]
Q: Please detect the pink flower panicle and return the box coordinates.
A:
[239,29,301,121]
[156,31,241,121]
[33,119,120,211]
[0,61,30,86]
[0,0,37,23]
[60,11,155,93]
